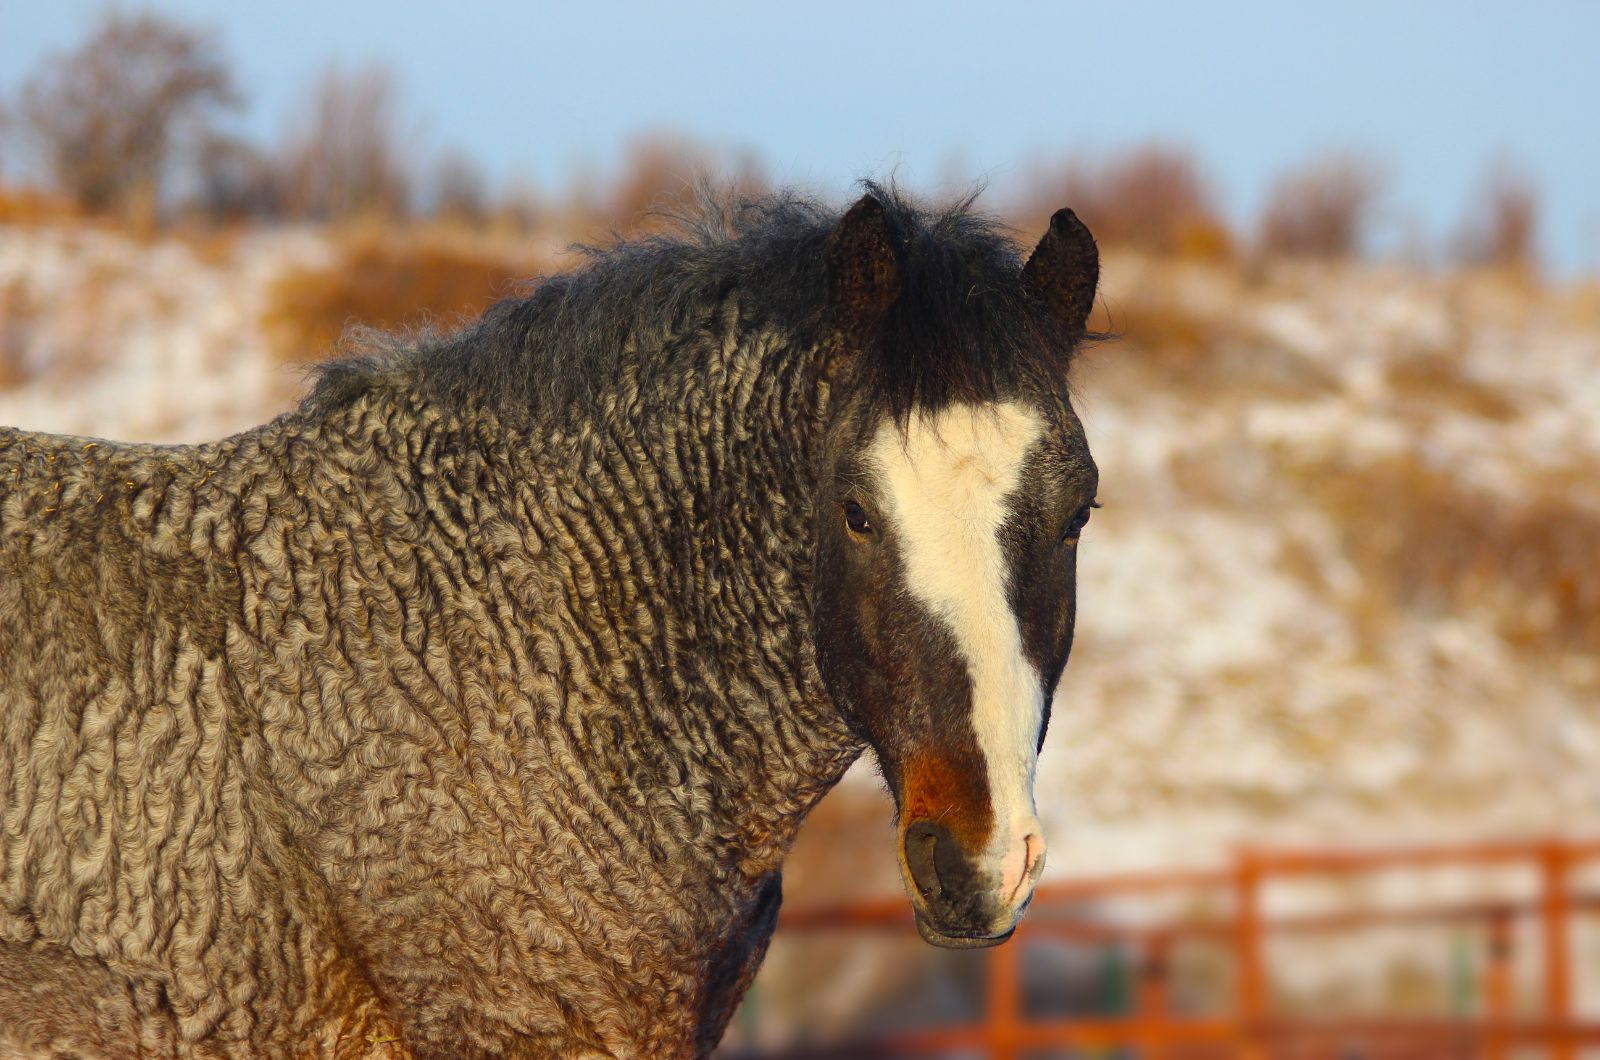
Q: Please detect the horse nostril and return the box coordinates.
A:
[1024,832,1047,881]
[903,821,944,903]
[1009,831,1047,903]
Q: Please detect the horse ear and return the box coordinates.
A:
[1023,208,1099,333]
[826,194,900,340]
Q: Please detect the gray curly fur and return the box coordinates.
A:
[0,185,1080,1057]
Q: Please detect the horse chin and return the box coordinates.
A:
[913,910,1016,950]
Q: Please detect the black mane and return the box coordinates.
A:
[309,182,1087,423]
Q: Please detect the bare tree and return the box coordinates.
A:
[1454,160,1540,271]
[18,11,237,216]
[0,100,12,184]
[278,65,413,221]
[1258,153,1384,259]
[429,150,489,224]
[192,133,283,220]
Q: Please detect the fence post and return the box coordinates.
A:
[1235,849,1267,1060]
[1139,932,1171,1060]
[1482,905,1513,1060]
[987,931,1022,1060]
[1542,842,1573,1060]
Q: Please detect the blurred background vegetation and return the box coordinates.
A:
[0,12,1556,307]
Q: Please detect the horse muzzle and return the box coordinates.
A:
[899,817,1047,948]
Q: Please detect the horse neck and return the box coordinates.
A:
[477,322,861,885]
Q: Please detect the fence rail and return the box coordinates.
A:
[748,838,1600,1059]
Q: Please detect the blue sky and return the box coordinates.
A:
[4,1,1598,273]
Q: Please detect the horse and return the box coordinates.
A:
[0,184,1100,1058]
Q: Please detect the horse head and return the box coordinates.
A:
[812,195,1100,948]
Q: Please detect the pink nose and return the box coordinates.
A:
[1000,829,1047,904]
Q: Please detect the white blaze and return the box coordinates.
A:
[867,400,1047,902]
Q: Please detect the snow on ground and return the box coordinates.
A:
[0,225,328,442]
[1041,255,1600,875]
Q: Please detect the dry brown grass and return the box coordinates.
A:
[1294,453,1600,653]
[0,279,35,388]
[175,224,246,269]
[0,184,82,225]
[1099,290,1213,355]
[263,231,551,363]
[1554,282,1600,331]
[1095,280,1337,402]
[1384,351,1517,422]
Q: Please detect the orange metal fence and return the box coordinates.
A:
[751,839,1600,1059]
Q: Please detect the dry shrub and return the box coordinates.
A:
[602,134,769,235]
[1107,292,1214,357]
[0,280,36,388]
[1100,280,1336,402]
[263,235,548,363]
[1016,145,1232,259]
[1384,351,1517,422]
[1299,453,1600,652]
[488,181,544,235]
[0,184,81,225]
[427,151,490,226]
[191,134,282,221]
[1454,160,1540,273]
[1258,153,1383,259]
[1556,283,1600,331]
[277,65,413,221]
[170,224,246,269]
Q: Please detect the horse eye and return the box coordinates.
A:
[1063,501,1098,541]
[843,501,873,535]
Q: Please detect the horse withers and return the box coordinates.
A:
[0,186,1099,1057]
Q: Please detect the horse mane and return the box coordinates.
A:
[307,181,1088,424]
